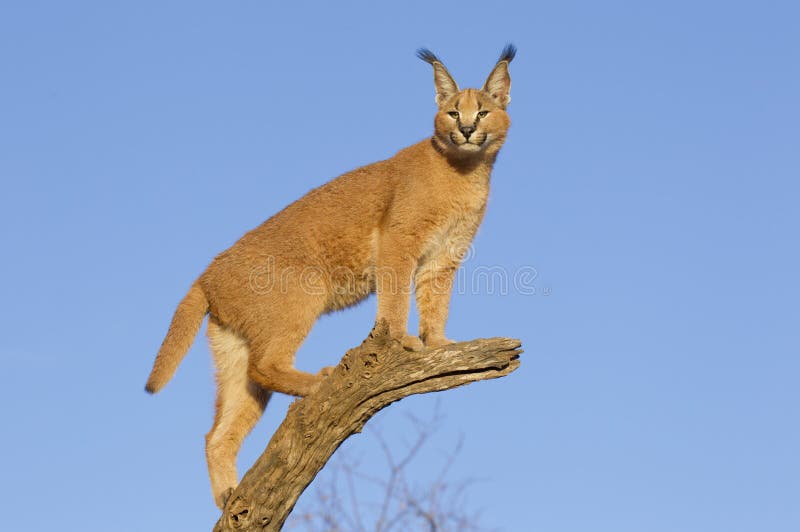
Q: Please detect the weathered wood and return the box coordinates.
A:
[213,321,522,531]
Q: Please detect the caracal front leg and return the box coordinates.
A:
[375,238,424,351]
[415,254,459,348]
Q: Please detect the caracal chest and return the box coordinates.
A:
[419,180,489,266]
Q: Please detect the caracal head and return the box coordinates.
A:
[418,44,515,159]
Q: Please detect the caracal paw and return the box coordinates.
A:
[217,487,234,509]
[425,336,456,349]
[400,334,425,352]
[317,366,336,378]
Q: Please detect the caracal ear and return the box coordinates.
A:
[482,43,516,109]
[416,48,459,107]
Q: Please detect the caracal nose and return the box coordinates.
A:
[460,125,475,139]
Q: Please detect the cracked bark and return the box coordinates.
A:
[212,321,522,531]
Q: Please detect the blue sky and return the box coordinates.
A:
[1,1,798,530]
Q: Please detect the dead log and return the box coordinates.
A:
[213,321,522,531]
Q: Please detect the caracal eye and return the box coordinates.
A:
[478,110,489,118]
[448,111,459,119]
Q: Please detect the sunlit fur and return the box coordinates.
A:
[145,45,515,509]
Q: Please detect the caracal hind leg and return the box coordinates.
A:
[205,318,272,509]
[246,330,327,397]
[243,297,329,397]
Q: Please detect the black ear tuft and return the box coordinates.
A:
[498,43,517,63]
[416,48,441,65]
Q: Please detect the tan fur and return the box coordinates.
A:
[145,46,515,508]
